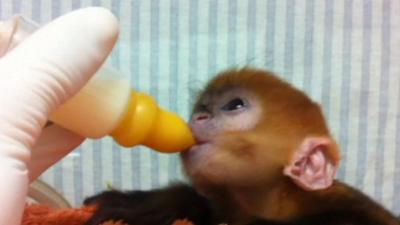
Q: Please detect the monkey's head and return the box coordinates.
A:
[182,68,340,194]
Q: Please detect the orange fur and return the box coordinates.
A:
[185,68,398,224]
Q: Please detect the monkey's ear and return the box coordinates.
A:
[283,137,340,191]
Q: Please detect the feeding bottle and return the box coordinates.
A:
[0,15,195,153]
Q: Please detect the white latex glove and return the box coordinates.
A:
[0,7,118,225]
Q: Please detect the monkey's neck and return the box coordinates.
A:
[225,180,308,221]
[219,179,396,223]
[204,180,306,222]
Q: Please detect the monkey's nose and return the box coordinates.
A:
[192,113,210,122]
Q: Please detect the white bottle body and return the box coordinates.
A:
[1,15,132,138]
[49,67,132,138]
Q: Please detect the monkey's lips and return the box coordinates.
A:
[191,140,210,149]
[184,141,214,162]
[189,137,213,152]
[196,139,209,145]
[191,131,211,146]
[189,127,214,151]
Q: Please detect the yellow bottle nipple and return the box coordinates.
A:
[111,91,196,153]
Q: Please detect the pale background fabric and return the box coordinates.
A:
[1,0,399,213]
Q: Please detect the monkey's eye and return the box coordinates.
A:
[221,98,246,111]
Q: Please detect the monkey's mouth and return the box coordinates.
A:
[191,141,209,150]
[189,129,214,151]
[189,137,212,151]
[193,135,213,147]
[196,140,209,145]
[191,132,211,145]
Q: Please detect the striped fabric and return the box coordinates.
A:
[1,0,399,213]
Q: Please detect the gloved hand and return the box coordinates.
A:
[0,8,118,225]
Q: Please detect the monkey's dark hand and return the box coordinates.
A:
[243,218,289,225]
[84,183,214,225]
[84,189,147,208]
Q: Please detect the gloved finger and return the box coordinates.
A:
[0,15,37,57]
[0,160,27,224]
[28,124,85,181]
[0,16,16,56]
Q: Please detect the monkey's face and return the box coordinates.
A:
[182,68,333,194]
[190,88,261,143]
[182,86,284,191]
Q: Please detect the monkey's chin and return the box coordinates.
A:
[182,142,220,184]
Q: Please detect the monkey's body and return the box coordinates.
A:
[85,68,400,225]
[85,181,398,225]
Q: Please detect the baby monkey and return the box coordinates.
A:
[85,68,400,225]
